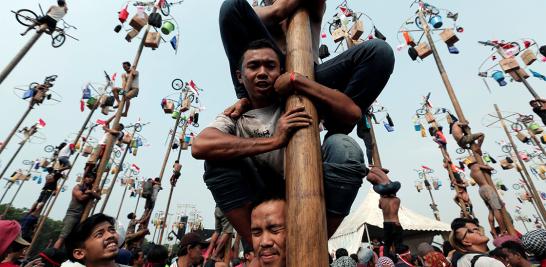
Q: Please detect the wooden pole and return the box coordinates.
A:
[1,164,32,216]
[423,173,441,221]
[81,8,157,221]
[0,105,32,155]
[134,191,140,214]
[284,8,328,266]
[0,182,14,205]
[157,185,175,244]
[494,104,546,223]
[417,8,516,236]
[27,122,97,254]
[0,138,29,179]
[367,115,382,168]
[0,27,44,86]
[115,184,129,221]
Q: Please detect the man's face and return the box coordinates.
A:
[455,223,489,247]
[134,251,144,267]
[83,176,94,185]
[238,48,281,103]
[123,64,131,72]
[74,221,120,264]
[502,249,521,266]
[187,244,204,265]
[251,200,286,267]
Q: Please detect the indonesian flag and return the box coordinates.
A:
[96,119,107,125]
[338,6,351,17]
[111,73,117,82]
[131,164,140,172]
[421,165,432,171]
[37,118,46,128]
[188,80,200,95]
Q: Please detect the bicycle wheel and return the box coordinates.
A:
[160,2,170,16]
[456,147,466,154]
[134,123,142,133]
[15,9,37,27]
[23,160,33,165]
[511,123,524,132]
[51,32,66,48]
[501,145,512,153]
[171,79,184,90]
[416,108,426,116]
[458,172,465,179]
[188,94,195,102]
[114,150,122,158]
[44,145,54,153]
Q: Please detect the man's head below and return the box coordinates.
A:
[122,61,131,72]
[449,217,489,253]
[501,241,529,267]
[236,39,283,108]
[82,174,94,186]
[251,196,286,267]
[177,232,207,265]
[335,248,348,259]
[65,213,120,265]
[57,0,66,7]
[127,213,136,220]
[145,244,168,267]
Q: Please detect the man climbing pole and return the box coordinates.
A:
[28,167,63,215]
[192,40,367,244]
[443,159,474,218]
[21,0,68,36]
[467,157,507,237]
[84,117,124,175]
[112,61,139,117]
[53,173,100,249]
[378,193,402,259]
[123,212,149,254]
[451,122,484,155]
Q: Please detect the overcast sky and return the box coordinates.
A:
[1,0,546,245]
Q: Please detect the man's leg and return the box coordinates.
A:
[356,119,374,165]
[112,88,121,105]
[219,0,283,99]
[322,134,366,237]
[53,214,81,249]
[122,99,130,117]
[315,39,395,113]
[203,158,258,245]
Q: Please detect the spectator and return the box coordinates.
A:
[417,242,451,267]
[376,257,395,267]
[394,245,413,267]
[0,221,31,267]
[145,245,168,267]
[37,248,67,267]
[449,218,504,267]
[521,229,546,267]
[356,245,374,267]
[501,241,533,267]
[250,196,286,267]
[331,248,357,267]
[488,248,509,266]
[64,214,121,267]
[172,233,208,267]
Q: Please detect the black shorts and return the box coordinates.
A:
[37,190,53,204]
[37,15,57,32]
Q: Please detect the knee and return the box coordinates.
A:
[356,39,395,73]
[219,0,248,24]
[323,134,364,165]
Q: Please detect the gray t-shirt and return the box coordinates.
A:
[208,104,284,177]
[456,253,505,267]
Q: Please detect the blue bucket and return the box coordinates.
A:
[429,15,443,29]
[492,71,507,86]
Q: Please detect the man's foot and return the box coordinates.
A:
[121,112,128,117]
[373,181,401,195]
[113,104,119,109]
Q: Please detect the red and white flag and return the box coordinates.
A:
[421,165,432,171]
[37,118,46,128]
[96,119,107,125]
[188,80,200,95]
[111,73,117,81]
[131,164,140,172]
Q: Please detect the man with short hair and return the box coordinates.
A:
[448,218,505,267]
[171,233,208,267]
[250,197,286,267]
[331,248,357,267]
[112,62,139,117]
[53,174,101,249]
[394,245,413,267]
[501,241,532,267]
[28,167,63,215]
[64,213,123,267]
[193,39,368,247]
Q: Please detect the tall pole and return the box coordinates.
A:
[91,171,111,216]
[423,173,441,221]
[1,164,33,216]
[367,115,382,167]
[134,191,140,214]
[0,182,15,205]
[158,114,190,244]
[81,7,157,221]
[27,122,97,254]
[0,105,32,155]
[0,138,29,179]
[417,7,516,236]
[494,104,546,222]
[0,27,44,86]
[285,8,327,266]
[115,185,129,221]
[100,146,131,213]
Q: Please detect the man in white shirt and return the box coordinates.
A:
[21,0,68,35]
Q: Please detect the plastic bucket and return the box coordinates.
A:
[172,110,180,119]
[429,15,443,29]
[161,21,175,35]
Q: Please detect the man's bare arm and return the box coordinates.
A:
[191,128,280,160]
[254,0,325,26]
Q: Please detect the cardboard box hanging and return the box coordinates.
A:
[509,68,529,82]
[129,13,148,31]
[144,32,161,48]
[163,101,174,114]
[500,57,520,73]
[180,97,191,112]
[439,29,459,46]
[521,49,537,66]
[350,20,364,40]
[125,29,139,42]
[415,42,432,59]
[332,27,346,43]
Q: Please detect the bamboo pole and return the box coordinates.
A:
[417,8,516,235]
[115,184,129,221]
[423,172,441,221]
[27,121,97,254]
[0,182,14,205]
[134,192,140,214]
[0,105,32,155]
[1,164,33,216]
[0,137,30,180]
[494,104,546,223]
[367,115,382,168]
[0,26,45,86]
[81,8,157,221]
[284,8,328,266]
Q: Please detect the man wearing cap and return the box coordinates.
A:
[171,233,209,267]
[0,220,31,267]
[521,229,546,267]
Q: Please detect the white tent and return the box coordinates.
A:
[328,188,452,254]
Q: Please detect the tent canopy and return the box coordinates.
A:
[328,188,451,254]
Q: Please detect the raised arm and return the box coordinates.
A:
[275,72,361,133]
[254,0,325,25]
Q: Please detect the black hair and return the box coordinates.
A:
[122,62,131,67]
[177,243,199,257]
[127,213,135,220]
[335,248,348,259]
[146,244,168,267]
[65,213,117,263]
[450,217,476,232]
[350,253,359,262]
[128,248,143,266]
[442,240,453,257]
[395,244,410,254]
[118,123,125,130]
[57,0,66,7]
[501,241,528,260]
[154,177,160,182]
[251,189,286,212]
[238,39,282,71]
[489,247,507,259]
